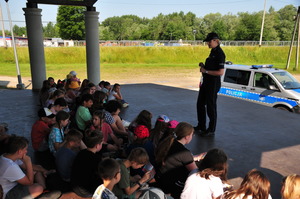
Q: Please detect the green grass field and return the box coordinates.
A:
[0,46,298,80]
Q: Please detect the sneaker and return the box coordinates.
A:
[200,131,215,137]
[123,103,129,108]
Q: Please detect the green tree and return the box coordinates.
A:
[184,12,196,27]
[155,12,194,40]
[101,15,149,40]
[235,12,261,40]
[99,25,114,40]
[212,20,228,40]
[262,9,279,41]
[102,16,122,40]
[13,25,26,37]
[98,4,297,41]
[56,6,86,40]
[0,30,11,37]
[43,22,59,38]
[222,14,239,40]
[276,5,297,41]
[148,14,167,40]
[198,13,223,39]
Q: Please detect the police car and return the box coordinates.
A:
[219,64,300,113]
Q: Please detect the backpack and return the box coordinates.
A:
[138,187,169,199]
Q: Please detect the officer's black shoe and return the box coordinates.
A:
[200,131,215,137]
[194,126,205,132]
[193,126,200,131]
[197,130,207,135]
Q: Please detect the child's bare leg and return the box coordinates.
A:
[113,115,126,132]
[28,183,44,198]
[34,171,46,189]
[107,144,118,151]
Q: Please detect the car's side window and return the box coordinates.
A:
[254,72,278,89]
[224,69,250,86]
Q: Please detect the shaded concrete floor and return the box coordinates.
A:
[1,84,300,198]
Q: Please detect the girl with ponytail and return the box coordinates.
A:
[155,122,197,199]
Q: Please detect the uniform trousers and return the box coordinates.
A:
[196,78,221,132]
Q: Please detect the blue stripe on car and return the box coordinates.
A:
[219,87,298,107]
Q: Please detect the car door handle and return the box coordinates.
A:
[250,88,255,90]
[241,87,246,89]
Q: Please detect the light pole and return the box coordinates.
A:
[5,0,24,89]
[0,3,7,48]
[193,29,197,45]
[259,0,267,47]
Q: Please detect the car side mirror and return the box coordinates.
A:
[268,85,279,91]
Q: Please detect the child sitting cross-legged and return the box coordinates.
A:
[75,94,93,132]
[108,83,129,108]
[71,129,104,198]
[92,158,121,199]
[0,135,60,199]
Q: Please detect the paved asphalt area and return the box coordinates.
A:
[1,83,299,198]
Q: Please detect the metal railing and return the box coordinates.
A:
[0,38,298,47]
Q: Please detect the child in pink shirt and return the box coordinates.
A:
[90,110,122,151]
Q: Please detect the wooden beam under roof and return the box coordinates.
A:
[27,0,97,7]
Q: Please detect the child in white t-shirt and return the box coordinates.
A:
[108,83,129,108]
[181,148,229,199]
[0,136,51,199]
[93,158,121,199]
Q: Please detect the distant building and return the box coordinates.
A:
[0,36,75,47]
[0,36,28,47]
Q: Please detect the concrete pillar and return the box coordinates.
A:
[85,9,100,85]
[23,7,46,90]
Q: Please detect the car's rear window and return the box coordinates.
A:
[224,69,251,85]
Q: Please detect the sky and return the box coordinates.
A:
[0,0,299,29]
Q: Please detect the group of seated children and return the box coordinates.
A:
[1,73,299,199]
[1,117,300,199]
[36,73,129,150]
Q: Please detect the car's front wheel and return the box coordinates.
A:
[274,105,292,112]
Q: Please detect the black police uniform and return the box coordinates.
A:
[196,45,225,133]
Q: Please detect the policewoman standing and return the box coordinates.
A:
[195,32,225,137]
